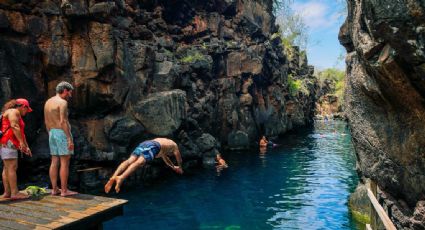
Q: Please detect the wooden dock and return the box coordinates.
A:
[0,191,127,230]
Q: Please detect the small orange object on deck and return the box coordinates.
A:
[0,191,127,230]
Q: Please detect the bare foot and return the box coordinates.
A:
[1,193,11,199]
[10,192,29,200]
[51,188,61,196]
[104,177,116,194]
[61,190,78,197]
[115,176,124,193]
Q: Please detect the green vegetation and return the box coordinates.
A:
[317,68,345,82]
[274,0,308,50]
[287,76,311,97]
[316,68,346,101]
[271,0,308,61]
[288,74,303,96]
[180,51,207,63]
[201,42,208,50]
[225,40,239,49]
[280,34,295,49]
[271,32,300,60]
[350,210,371,225]
[271,32,280,40]
[300,50,306,59]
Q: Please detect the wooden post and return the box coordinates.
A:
[368,180,396,230]
[370,180,378,230]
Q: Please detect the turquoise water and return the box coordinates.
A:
[105,120,361,230]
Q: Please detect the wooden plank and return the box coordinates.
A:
[41,194,124,208]
[67,193,128,206]
[34,195,126,229]
[41,195,103,208]
[51,194,128,209]
[42,191,127,208]
[367,188,397,230]
[3,198,108,227]
[0,192,127,230]
[4,211,65,229]
[36,196,93,211]
[24,199,112,221]
[30,198,88,211]
[23,199,98,220]
[77,167,103,172]
[57,203,124,230]
[3,202,77,224]
[0,209,53,225]
[9,200,71,217]
[9,203,76,224]
[0,218,31,230]
[39,195,126,216]
[0,217,50,230]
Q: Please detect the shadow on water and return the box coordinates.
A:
[105,120,362,230]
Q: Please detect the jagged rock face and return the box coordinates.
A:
[340,0,425,228]
[0,0,317,183]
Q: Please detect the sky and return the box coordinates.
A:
[278,0,347,70]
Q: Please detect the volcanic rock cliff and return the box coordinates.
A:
[0,0,317,189]
[340,0,425,228]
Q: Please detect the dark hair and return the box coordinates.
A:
[1,99,21,113]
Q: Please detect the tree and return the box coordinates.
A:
[273,0,309,50]
[316,68,346,101]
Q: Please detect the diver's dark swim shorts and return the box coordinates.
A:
[132,141,161,162]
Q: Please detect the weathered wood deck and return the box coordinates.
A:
[0,191,127,230]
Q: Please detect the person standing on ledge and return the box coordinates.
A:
[44,81,78,197]
[105,138,183,193]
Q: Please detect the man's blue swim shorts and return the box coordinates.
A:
[131,140,161,162]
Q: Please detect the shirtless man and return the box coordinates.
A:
[215,153,228,174]
[259,136,277,148]
[44,81,78,197]
[105,138,183,193]
[216,153,228,168]
[259,136,268,147]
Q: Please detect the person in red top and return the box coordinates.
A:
[0,98,32,200]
